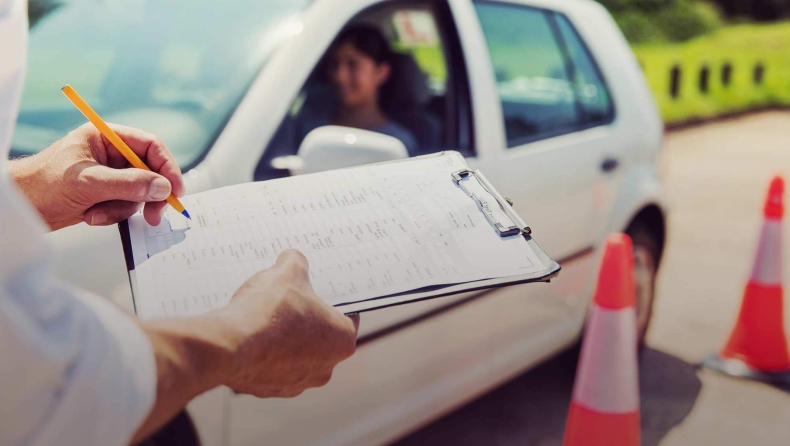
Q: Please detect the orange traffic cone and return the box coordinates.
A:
[702,176,790,384]
[563,233,640,446]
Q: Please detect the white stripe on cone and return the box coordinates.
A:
[572,305,640,413]
[751,219,783,285]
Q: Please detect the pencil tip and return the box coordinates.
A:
[182,210,191,219]
[61,84,69,91]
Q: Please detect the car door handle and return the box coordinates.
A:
[600,157,619,173]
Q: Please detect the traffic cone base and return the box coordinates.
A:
[720,284,790,371]
[563,403,640,446]
[701,354,790,386]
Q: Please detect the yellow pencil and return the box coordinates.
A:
[61,84,190,219]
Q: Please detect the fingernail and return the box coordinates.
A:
[149,178,172,200]
[91,212,107,225]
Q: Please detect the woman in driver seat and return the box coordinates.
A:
[300,25,419,155]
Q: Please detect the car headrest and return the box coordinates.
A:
[382,52,432,113]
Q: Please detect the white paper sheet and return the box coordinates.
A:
[128,153,544,319]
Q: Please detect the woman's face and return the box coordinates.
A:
[327,41,391,108]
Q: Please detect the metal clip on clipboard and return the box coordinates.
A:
[452,169,532,238]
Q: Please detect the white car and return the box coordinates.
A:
[13,0,665,444]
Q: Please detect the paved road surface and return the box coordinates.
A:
[395,111,790,446]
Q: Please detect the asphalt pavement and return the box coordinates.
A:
[395,111,790,446]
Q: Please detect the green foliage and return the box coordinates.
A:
[656,1,723,41]
[600,0,676,13]
[634,22,790,124]
[615,10,669,43]
[601,0,723,43]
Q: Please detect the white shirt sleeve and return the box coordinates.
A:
[0,223,157,446]
[0,2,157,444]
[0,176,158,446]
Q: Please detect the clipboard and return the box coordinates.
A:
[119,151,561,315]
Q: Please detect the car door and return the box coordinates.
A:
[455,0,617,309]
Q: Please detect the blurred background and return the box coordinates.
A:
[600,0,790,125]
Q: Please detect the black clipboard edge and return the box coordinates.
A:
[118,219,138,314]
[119,219,134,272]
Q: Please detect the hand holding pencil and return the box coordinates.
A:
[9,85,189,230]
[61,84,190,219]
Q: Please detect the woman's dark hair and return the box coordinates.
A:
[330,25,393,65]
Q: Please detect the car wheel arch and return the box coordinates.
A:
[624,204,666,265]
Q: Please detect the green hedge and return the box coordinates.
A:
[634,22,790,124]
[602,0,723,44]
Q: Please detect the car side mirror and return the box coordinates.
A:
[271,126,409,175]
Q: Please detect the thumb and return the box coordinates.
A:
[347,313,360,332]
[80,165,172,204]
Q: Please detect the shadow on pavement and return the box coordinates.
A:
[394,347,701,446]
[772,382,790,394]
[640,348,702,446]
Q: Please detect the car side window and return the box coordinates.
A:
[553,13,614,126]
[255,3,473,182]
[473,2,613,148]
[474,2,577,146]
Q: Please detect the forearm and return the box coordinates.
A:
[8,154,78,230]
[131,315,237,443]
[9,154,46,197]
[8,156,48,220]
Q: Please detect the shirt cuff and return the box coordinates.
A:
[72,287,157,441]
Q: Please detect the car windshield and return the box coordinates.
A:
[12,0,313,168]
